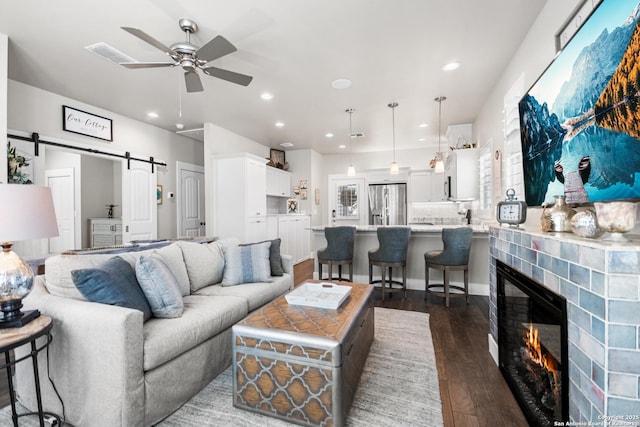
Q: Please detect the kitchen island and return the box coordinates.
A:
[311,224,490,296]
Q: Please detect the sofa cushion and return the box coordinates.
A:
[177,241,226,292]
[142,295,248,371]
[136,254,184,318]
[71,256,152,321]
[240,238,284,276]
[195,274,293,311]
[45,253,115,300]
[221,241,273,286]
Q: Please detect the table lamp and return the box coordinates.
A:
[0,184,59,328]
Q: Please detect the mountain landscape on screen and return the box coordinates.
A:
[519,1,640,206]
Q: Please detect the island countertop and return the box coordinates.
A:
[310,223,490,233]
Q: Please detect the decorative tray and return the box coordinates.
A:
[285,282,351,309]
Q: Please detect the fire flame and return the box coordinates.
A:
[525,323,557,372]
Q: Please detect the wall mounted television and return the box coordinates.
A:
[519,0,640,207]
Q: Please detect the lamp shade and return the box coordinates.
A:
[0,184,59,242]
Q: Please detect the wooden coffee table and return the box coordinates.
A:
[232,281,374,427]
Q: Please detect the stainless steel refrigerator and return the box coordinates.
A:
[368,183,407,226]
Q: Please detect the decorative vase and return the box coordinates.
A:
[540,195,576,232]
[570,209,603,238]
[593,202,637,242]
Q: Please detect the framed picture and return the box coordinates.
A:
[270,149,285,168]
[287,198,298,214]
[63,105,113,141]
[299,179,307,189]
[157,185,163,205]
[300,190,307,200]
[293,186,300,195]
[315,188,320,205]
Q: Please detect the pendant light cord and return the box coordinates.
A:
[392,105,396,162]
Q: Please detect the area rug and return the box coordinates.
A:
[159,307,443,426]
[0,308,443,427]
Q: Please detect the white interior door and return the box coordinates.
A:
[177,162,205,238]
[122,160,157,243]
[46,168,75,253]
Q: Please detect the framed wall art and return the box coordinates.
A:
[63,105,113,141]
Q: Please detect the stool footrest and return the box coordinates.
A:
[426,284,466,295]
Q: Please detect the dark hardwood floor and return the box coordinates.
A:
[296,259,528,427]
[0,260,528,426]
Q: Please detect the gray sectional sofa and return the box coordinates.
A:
[14,239,294,427]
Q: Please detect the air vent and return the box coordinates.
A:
[350,132,365,138]
[85,42,137,67]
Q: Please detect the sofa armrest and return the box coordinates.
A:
[15,277,145,427]
[281,254,293,276]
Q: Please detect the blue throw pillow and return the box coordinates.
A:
[240,238,284,276]
[221,241,273,286]
[71,256,152,321]
[135,254,184,318]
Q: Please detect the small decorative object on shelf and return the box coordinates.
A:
[570,209,603,238]
[106,204,118,219]
[287,198,298,214]
[593,201,637,242]
[541,195,576,232]
[496,188,527,227]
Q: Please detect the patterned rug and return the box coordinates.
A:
[159,307,443,426]
[0,308,443,427]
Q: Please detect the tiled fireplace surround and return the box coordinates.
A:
[489,226,640,423]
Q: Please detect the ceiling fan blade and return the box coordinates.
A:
[196,35,237,62]
[120,62,176,69]
[184,71,204,93]
[202,66,253,86]
[121,27,176,56]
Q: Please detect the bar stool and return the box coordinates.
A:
[425,227,473,307]
[317,226,356,281]
[368,226,411,300]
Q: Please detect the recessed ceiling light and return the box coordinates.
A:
[147,112,159,118]
[418,123,429,128]
[442,61,461,71]
[175,123,184,130]
[275,121,285,127]
[338,144,347,149]
[325,133,334,138]
[280,142,294,148]
[418,138,426,142]
[331,79,352,90]
[261,92,273,100]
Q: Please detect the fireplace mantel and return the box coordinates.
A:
[489,226,640,422]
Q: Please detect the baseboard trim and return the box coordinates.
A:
[488,333,499,366]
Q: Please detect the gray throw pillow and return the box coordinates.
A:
[221,241,273,286]
[240,238,284,276]
[71,256,152,322]
[136,254,184,318]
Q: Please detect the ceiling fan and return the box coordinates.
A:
[119,18,253,93]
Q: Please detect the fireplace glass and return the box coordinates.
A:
[497,261,568,427]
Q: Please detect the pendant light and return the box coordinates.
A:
[346,108,356,176]
[388,102,399,174]
[433,96,446,173]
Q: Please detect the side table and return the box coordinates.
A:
[0,315,61,427]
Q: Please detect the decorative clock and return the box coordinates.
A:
[496,188,527,227]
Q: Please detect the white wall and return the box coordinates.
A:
[0,34,7,182]
[7,80,204,240]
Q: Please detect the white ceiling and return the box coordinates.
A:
[0,0,547,154]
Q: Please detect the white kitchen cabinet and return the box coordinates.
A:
[89,218,122,247]
[444,148,479,200]
[266,167,291,197]
[410,170,446,203]
[213,153,267,242]
[277,215,311,264]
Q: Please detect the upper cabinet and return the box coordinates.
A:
[444,148,479,201]
[212,153,267,242]
[266,167,291,197]
[409,170,446,203]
